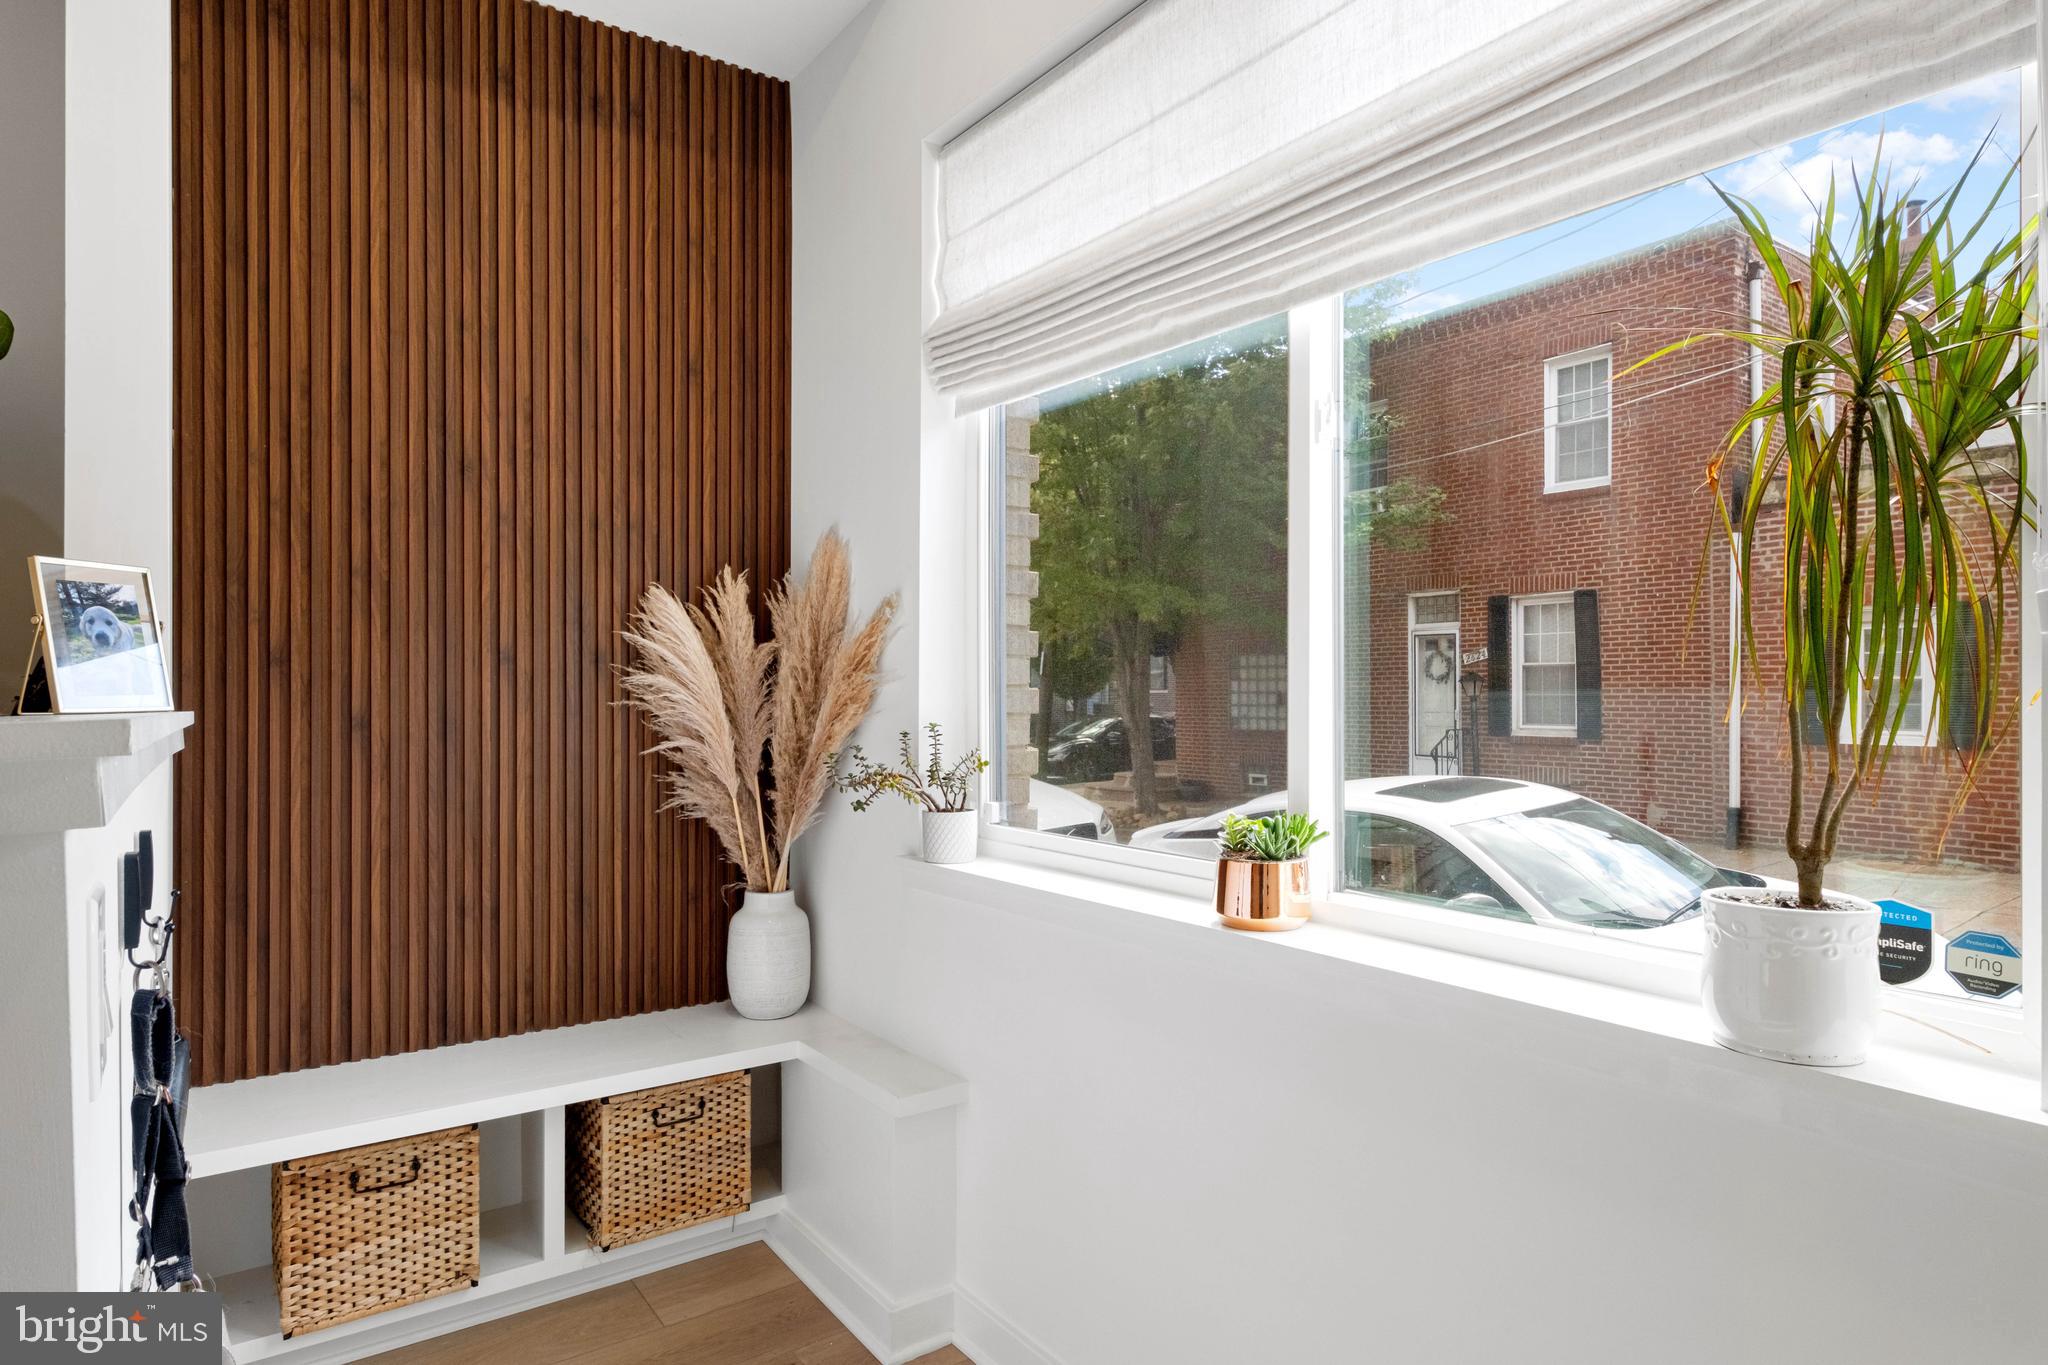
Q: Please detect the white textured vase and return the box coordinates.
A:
[726,889,811,1020]
[1700,887,1880,1067]
[921,808,978,864]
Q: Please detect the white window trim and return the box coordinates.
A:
[1510,591,1578,739]
[1542,344,1613,494]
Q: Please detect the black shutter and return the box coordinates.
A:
[1487,596,1511,737]
[1573,589,1602,742]
[1948,597,1984,750]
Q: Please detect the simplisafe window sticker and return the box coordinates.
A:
[1874,899,1933,985]
[5,1295,217,1361]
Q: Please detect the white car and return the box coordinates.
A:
[1131,775,1981,998]
[1029,778,1116,843]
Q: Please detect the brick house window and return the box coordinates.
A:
[1350,398,1390,490]
[1512,594,1577,737]
[1543,346,1611,492]
[1230,654,1287,731]
[1839,627,1936,747]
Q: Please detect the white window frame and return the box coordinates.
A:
[970,72,2045,1059]
[1510,592,1578,739]
[1542,344,1613,493]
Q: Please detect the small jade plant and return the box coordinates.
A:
[1217,812,1328,862]
[831,723,989,814]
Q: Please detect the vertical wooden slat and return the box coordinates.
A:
[458,0,481,1046]
[423,0,447,1052]
[563,14,585,1025]
[345,0,371,1067]
[492,0,516,1044]
[544,5,567,1031]
[510,0,534,1038]
[685,51,704,1002]
[285,0,312,1075]
[307,0,335,1071]
[477,0,502,1050]
[403,0,428,1058]
[172,0,787,1084]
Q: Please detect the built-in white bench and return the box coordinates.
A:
[184,1003,966,1365]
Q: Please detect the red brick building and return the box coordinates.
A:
[1348,221,2019,869]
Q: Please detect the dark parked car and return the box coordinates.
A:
[1043,715,1177,783]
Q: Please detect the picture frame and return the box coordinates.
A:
[20,556,175,714]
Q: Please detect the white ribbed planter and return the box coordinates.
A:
[921,808,978,864]
[1700,887,1880,1066]
[726,889,811,1020]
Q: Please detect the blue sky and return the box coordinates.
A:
[1369,68,2027,323]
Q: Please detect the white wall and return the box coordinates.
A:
[65,0,173,580]
[788,6,2048,1362]
[0,0,65,699]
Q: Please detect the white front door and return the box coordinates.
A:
[1410,630,1459,775]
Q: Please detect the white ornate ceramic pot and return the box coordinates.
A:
[921,808,978,865]
[726,889,811,1020]
[1700,887,1880,1066]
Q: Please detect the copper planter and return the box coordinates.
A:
[1214,857,1309,932]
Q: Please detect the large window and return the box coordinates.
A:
[989,317,1289,855]
[986,70,2033,1020]
[1331,70,2029,1013]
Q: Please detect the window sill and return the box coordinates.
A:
[901,852,2048,1133]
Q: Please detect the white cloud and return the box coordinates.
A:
[1919,69,2020,112]
[1712,128,1966,236]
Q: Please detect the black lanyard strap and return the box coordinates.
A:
[129,986,194,1290]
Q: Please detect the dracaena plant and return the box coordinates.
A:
[1640,140,2036,907]
[830,723,989,814]
[1217,812,1328,863]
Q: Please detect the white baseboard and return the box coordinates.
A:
[953,1282,1065,1365]
[763,1212,954,1365]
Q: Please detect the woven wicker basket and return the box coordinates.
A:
[271,1125,480,1338]
[568,1071,751,1251]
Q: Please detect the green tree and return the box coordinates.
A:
[1028,288,1425,817]
[1029,318,1290,816]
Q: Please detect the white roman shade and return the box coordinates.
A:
[927,0,2032,412]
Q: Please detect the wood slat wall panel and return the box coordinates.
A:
[172,0,790,1085]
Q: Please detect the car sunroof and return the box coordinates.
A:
[1382,777,1526,803]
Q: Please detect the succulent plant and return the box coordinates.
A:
[1217,811,1327,862]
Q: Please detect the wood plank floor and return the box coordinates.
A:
[359,1243,972,1365]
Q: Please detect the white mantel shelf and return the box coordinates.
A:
[0,710,194,833]
[185,1002,967,1176]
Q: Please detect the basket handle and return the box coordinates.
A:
[348,1155,423,1195]
[650,1096,708,1128]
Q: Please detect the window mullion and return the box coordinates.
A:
[2021,53,2045,1096]
[1288,296,1344,899]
